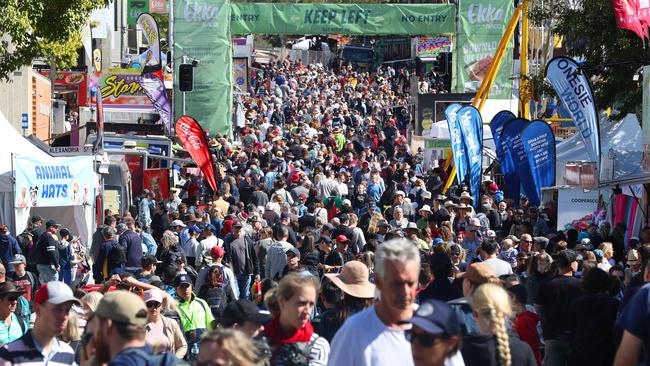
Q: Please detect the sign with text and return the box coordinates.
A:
[489,111,518,200]
[230,3,455,35]
[14,156,95,208]
[456,106,483,207]
[546,57,600,164]
[174,0,232,135]
[521,120,556,203]
[48,146,93,157]
[90,68,152,109]
[557,188,600,230]
[455,0,515,98]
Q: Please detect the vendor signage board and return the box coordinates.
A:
[14,156,95,208]
[557,188,600,230]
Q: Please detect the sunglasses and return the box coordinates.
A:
[405,330,448,347]
[146,301,161,309]
[523,240,533,243]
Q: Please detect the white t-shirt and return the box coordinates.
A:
[328,305,414,366]
[482,257,514,277]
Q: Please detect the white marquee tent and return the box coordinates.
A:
[0,110,95,242]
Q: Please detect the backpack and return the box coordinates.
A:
[203,286,228,319]
[16,231,33,256]
[108,241,127,266]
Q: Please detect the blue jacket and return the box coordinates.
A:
[0,235,21,275]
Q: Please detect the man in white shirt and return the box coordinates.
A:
[197,225,222,267]
[264,226,294,280]
[328,239,420,366]
[478,241,513,277]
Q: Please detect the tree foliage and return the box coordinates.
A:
[0,0,110,80]
[531,0,646,118]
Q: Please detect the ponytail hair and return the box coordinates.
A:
[471,283,512,366]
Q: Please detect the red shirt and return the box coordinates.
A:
[513,310,542,365]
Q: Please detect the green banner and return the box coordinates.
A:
[127,0,149,25]
[174,0,233,136]
[454,0,515,99]
[230,3,455,35]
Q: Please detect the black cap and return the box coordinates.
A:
[45,219,59,228]
[221,299,271,326]
[286,247,301,259]
[174,274,193,287]
[322,223,335,232]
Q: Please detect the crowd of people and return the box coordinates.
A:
[0,58,648,366]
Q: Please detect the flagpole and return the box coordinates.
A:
[169,0,174,134]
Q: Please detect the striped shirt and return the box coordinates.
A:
[0,330,76,366]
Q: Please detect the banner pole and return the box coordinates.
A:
[169,0,174,132]
[519,0,530,119]
[443,166,457,194]
[473,6,522,111]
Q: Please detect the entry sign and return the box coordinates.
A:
[21,113,28,130]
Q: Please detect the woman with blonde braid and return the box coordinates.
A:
[461,283,536,366]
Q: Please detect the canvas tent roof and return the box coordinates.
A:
[0,111,51,193]
[555,113,645,186]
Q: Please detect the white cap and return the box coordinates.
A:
[170,219,186,227]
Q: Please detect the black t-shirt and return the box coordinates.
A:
[534,275,584,339]
[568,293,619,365]
[461,334,537,366]
[10,271,38,302]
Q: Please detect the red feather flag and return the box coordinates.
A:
[612,0,646,39]
[175,116,217,191]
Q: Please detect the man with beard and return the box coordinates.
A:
[0,281,79,365]
[87,290,180,365]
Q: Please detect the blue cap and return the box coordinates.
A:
[407,299,459,336]
[206,224,217,233]
[189,225,203,234]
[433,237,444,245]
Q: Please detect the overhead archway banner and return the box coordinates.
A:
[230,3,456,35]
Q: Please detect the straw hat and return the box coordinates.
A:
[325,261,375,299]
[460,192,473,201]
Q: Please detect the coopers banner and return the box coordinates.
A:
[174,0,232,136]
[521,120,556,203]
[456,106,483,207]
[444,104,467,185]
[545,57,600,164]
[502,119,539,206]
[455,0,515,99]
[230,3,455,35]
[489,111,518,199]
[14,156,96,208]
[175,116,217,191]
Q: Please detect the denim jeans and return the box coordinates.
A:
[37,264,59,283]
[236,273,252,301]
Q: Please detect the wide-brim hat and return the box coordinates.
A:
[460,192,473,201]
[0,281,24,298]
[325,261,375,298]
[418,205,433,215]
